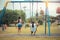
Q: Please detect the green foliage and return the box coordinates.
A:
[1,9,26,25]
[25,23,30,28]
[26,17,36,23]
[38,20,43,25]
[14,10,26,22]
[2,9,18,24]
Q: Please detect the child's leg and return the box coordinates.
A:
[2,25,5,31]
[34,28,37,35]
[31,31,33,35]
[5,24,7,30]
[19,28,21,32]
[18,28,21,33]
[34,31,36,35]
[18,28,20,32]
[33,28,37,35]
[2,27,4,31]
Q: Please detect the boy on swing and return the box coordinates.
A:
[30,21,37,35]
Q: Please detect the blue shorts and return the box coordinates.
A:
[18,23,22,28]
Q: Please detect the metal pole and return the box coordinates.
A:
[23,6,26,22]
[44,0,46,35]
[45,15,46,35]
[13,2,14,12]
[19,2,21,16]
[32,0,33,21]
[10,1,60,3]
[19,2,22,19]
[45,0,50,36]
[37,0,38,13]
[30,2,31,22]
[19,2,21,10]
[36,0,38,21]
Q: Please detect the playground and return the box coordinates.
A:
[0,0,60,40]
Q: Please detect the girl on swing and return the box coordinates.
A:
[17,17,22,32]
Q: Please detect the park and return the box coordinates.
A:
[0,0,60,40]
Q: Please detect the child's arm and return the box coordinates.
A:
[16,24,18,29]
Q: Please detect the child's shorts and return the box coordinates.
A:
[18,23,22,28]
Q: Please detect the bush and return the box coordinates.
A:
[38,20,43,25]
[25,23,30,28]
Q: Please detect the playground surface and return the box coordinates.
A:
[0,35,60,40]
[0,25,60,40]
[0,36,60,40]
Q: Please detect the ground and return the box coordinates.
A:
[0,25,60,40]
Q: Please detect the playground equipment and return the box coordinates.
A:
[0,1,8,24]
[56,7,60,26]
[45,0,50,36]
[0,0,60,36]
[56,7,60,14]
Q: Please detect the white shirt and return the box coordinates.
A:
[30,23,37,32]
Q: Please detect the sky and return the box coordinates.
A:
[0,0,60,18]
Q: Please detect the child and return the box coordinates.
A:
[17,17,22,32]
[2,23,7,31]
[4,24,7,30]
[2,24,5,31]
[30,22,37,35]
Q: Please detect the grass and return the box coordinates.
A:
[0,24,60,40]
[0,25,60,34]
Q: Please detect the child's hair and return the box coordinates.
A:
[32,22,34,28]
[18,17,21,23]
[18,17,21,19]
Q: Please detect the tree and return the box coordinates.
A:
[16,10,26,22]
[2,10,18,24]
[1,9,26,25]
